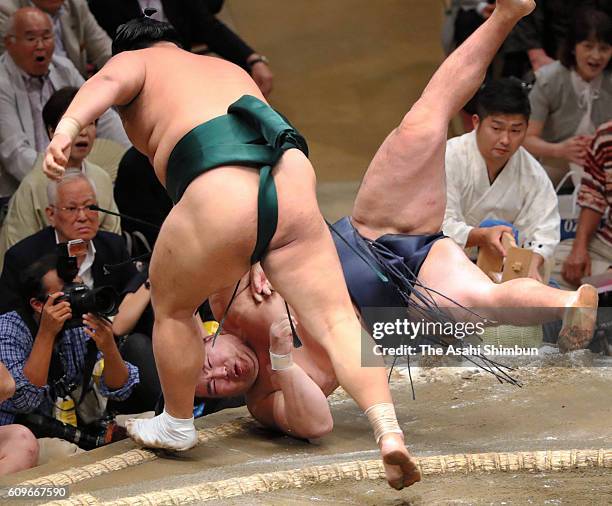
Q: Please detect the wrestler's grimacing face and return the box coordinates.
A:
[197,333,259,398]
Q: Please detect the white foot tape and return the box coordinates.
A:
[126,409,198,451]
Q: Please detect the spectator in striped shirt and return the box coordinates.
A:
[557,120,612,287]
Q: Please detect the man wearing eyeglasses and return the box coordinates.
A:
[0,7,128,206]
[0,0,112,78]
[0,169,135,314]
[0,86,121,268]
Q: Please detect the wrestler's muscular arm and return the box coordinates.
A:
[43,52,145,179]
[248,316,333,439]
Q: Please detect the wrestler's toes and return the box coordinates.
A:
[403,466,422,488]
[382,456,421,490]
[380,434,420,490]
[126,418,152,448]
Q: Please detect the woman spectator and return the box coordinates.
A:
[524,7,612,186]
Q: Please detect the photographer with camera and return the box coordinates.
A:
[0,254,139,449]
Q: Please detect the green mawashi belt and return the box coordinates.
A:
[166,95,308,264]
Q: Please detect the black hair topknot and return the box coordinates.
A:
[112,15,183,56]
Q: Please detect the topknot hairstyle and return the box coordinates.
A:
[111,12,183,56]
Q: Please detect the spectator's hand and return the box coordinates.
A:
[556,136,592,165]
[562,246,592,287]
[43,134,72,181]
[250,62,274,97]
[83,313,115,352]
[250,262,273,303]
[269,315,296,356]
[477,225,514,256]
[482,3,495,18]
[39,292,72,338]
[528,48,555,72]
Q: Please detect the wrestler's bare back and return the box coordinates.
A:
[114,46,265,184]
[92,44,323,310]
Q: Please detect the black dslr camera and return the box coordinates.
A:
[56,240,119,329]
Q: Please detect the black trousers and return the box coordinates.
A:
[108,333,162,414]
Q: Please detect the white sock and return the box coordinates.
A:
[127,409,198,451]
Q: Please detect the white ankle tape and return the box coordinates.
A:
[54,117,82,141]
[365,403,403,444]
[270,351,293,370]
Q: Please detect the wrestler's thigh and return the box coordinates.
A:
[352,114,448,236]
[262,217,359,344]
[263,152,359,343]
[149,202,252,318]
[414,237,496,309]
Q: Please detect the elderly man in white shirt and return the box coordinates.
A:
[443,78,560,282]
[0,7,128,201]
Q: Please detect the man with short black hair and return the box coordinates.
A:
[443,78,560,281]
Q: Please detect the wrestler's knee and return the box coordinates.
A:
[4,425,39,467]
[397,101,447,140]
[294,418,334,440]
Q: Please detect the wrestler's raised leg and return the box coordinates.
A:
[353,0,535,237]
[417,238,598,349]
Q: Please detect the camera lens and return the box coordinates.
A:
[88,286,118,316]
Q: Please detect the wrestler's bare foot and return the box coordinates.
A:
[126,410,198,451]
[558,284,599,353]
[380,433,421,490]
[494,0,535,20]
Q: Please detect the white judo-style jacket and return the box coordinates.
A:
[443,131,560,261]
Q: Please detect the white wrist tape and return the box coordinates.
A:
[54,117,82,141]
[365,403,403,444]
[269,351,293,371]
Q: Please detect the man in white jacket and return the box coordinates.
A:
[443,78,560,282]
[0,7,128,200]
